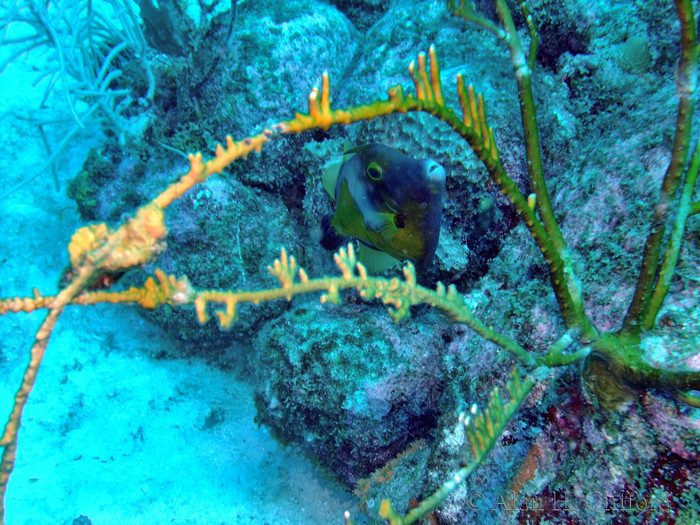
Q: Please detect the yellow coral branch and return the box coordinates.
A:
[277,45,499,172]
[0,290,53,314]
[0,269,94,519]
[153,134,269,210]
[6,246,534,368]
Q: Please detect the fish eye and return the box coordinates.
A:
[366,162,383,181]
[393,214,405,229]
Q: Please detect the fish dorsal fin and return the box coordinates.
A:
[322,160,341,201]
[342,140,356,154]
[343,142,372,155]
[358,243,401,274]
[321,142,357,201]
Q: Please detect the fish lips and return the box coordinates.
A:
[422,159,447,194]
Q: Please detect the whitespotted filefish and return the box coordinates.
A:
[321,143,446,273]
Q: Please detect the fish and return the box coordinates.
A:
[320,143,446,273]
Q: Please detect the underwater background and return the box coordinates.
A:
[1,0,699,523]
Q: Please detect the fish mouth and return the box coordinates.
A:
[423,160,446,192]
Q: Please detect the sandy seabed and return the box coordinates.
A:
[0,55,357,525]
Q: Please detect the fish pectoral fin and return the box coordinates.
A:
[365,212,399,238]
[358,243,401,274]
[378,216,401,241]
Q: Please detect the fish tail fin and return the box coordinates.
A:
[320,214,345,251]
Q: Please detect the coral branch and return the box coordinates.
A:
[3,245,534,367]
[622,0,698,335]
[644,139,700,328]
[450,0,596,342]
[0,290,53,314]
[517,0,538,73]
[446,0,506,39]
[0,270,94,519]
[379,366,539,525]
